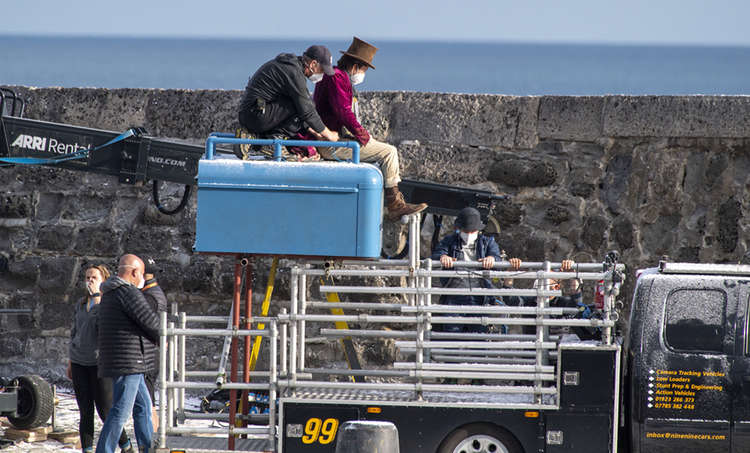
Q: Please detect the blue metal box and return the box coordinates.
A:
[194,158,383,258]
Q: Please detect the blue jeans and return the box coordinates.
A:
[95,373,153,453]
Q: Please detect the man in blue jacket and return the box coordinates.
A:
[96,254,159,453]
[432,207,516,333]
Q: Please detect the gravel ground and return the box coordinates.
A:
[0,388,149,453]
[0,389,239,453]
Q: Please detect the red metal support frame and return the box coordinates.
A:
[242,259,254,432]
[228,258,242,450]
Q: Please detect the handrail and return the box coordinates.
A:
[204,135,361,163]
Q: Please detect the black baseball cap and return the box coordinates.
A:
[143,256,160,275]
[303,45,335,75]
[455,207,485,231]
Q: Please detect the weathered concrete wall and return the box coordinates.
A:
[2,87,750,383]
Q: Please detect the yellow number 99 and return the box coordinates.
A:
[302,418,322,444]
[318,418,339,445]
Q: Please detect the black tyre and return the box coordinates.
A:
[437,423,523,453]
[7,375,54,429]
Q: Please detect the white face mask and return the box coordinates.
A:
[136,274,145,289]
[309,72,324,83]
[460,231,478,243]
[350,72,365,86]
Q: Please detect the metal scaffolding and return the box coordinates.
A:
[156,214,624,452]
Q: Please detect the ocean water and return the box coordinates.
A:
[1,35,749,95]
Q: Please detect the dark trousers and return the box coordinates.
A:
[144,371,156,402]
[71,363,130,450]
[239,97,303,137]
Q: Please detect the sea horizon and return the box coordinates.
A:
[2,34,749,95]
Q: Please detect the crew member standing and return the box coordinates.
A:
[96,254,159,453]
[141,257,167,433]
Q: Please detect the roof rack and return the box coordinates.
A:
[659,262,750,276]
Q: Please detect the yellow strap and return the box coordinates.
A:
[321,277,358,382]
[322,279,349,329]
[247,257,278,372]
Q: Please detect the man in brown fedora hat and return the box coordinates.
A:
[313,37,427,220]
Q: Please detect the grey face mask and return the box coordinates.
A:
[309,72,324,83]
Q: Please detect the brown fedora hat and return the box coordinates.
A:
[340,37,378,69]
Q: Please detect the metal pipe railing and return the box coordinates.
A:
[167,327,272,337]
[154,197,625,452]
[178,312,186,413]
[404,370,556,381]
[301,368,411,377]
[282,313,613,327]
[401,305,581,315]
[184,315,277,324]
[179,412,270,422]
[393,362,554,373]
[299,267,307,373]
[298,266,621,278]
[283,380,557,395]
[394,340,558,350]
[280,309,288,376]
[158,312,280,451]
[289,267,299,388]
[305,301,407,311]
[433,356,536,365]
[158,312,168,449]
[168,307,177,430]
[204,136,361,163]
[319,285,564,297]
[269,321,278,442]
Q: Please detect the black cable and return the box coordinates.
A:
[152,180,192,215]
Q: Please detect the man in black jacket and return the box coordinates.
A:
[238,45,340,142]
[96,254,159,453]
[141,257,167,433]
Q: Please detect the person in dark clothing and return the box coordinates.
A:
[506,260,592,337]
[96,254,160,453]
[68,264,133,453]
[238,45,340,143]
[140,257,167,432]
[432,207,520,333]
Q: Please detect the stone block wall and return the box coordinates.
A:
[2,86,750,382]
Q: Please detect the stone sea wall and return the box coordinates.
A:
[2,86,750,381]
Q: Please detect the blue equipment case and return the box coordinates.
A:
[194,136,383,258]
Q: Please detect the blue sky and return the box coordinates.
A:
[2,0,749,46]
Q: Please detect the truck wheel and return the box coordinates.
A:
[7,375,54,429]
[437,423,522,453]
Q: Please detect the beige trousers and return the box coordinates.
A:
[318,137,401,188]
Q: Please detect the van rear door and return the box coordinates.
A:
[730,283,750,452]
[638,275,735,453]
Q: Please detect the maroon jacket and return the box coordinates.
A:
[313,68,371,145]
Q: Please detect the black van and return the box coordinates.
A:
[625,262,750,453]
